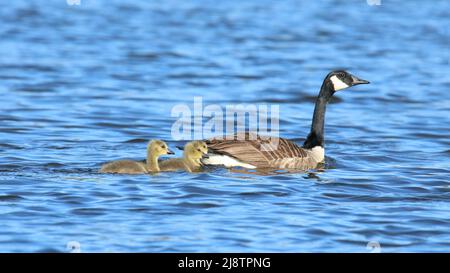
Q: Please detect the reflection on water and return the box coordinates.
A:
[0,0,450,252]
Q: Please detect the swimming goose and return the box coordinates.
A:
[202,70,369,170]
[159,141,209,172]
[99,140,174,174]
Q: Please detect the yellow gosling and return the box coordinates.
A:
[99,140,173,174]
[159,141,208,173]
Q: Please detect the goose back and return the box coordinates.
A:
[205,134,322,170]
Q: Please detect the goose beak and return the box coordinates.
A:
[351,75,370,85]
[167,149,175,155]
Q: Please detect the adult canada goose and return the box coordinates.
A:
[202,70,369,170]
[159,141,209,172]
[99,140,174,174]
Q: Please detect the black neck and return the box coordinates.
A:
[303,80,334,149]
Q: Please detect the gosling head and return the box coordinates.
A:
[148,140,174,157]
[184,141,209,160]
[326,70,370,92]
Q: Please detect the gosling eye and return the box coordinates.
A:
[161,145,166,149]
[197,148,201,152]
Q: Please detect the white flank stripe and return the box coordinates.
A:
[202,154,257,169]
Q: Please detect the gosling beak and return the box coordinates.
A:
[175,145,184,151]
[202,154,210,159]
[167,149,175,155]
[351,74,370,86]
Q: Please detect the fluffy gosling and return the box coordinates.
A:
[159,141,208,172]
[99,140,173,174]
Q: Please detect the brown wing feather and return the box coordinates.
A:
[205,133,308,168]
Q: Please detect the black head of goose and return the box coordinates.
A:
[202,70,370,170]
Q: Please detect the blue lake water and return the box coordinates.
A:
[0,0,449,252]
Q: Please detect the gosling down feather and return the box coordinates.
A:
[99,140,174,174]
[159,141,209,172]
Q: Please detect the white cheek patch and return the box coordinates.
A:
[330,75,349,91]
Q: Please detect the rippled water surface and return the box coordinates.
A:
[1,0,450,252]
